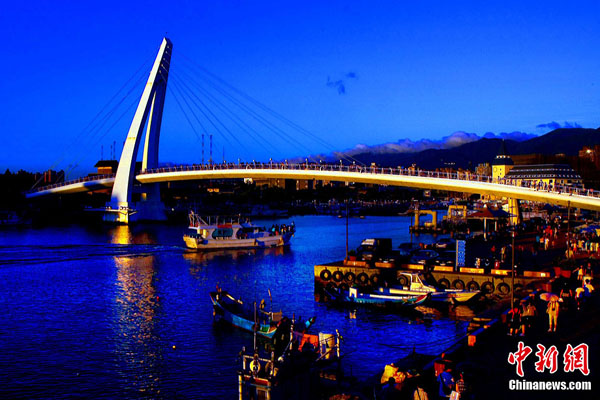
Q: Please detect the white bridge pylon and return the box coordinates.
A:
[106,37,172,223]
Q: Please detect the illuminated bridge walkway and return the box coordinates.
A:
[24,38,600,221]
[26,163,600,212]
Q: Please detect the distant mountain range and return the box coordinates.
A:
[343,128,600,169]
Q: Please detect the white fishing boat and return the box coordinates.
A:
[183,211,295,250]
[378,272,480,303]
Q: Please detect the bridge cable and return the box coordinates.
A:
[174,65,315,158]
[178,52,364,166]
[31,56,153,188]
[171,73,275,154]
[167,81,210,150]
[175,62,324,163]
[169,78,238,150]
[61,95,143,178]
[171,71,275,152]
[175,60,322,161]
[57,72,150,181]
[170,77,240,149]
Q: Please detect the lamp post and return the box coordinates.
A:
[511,228,516,310]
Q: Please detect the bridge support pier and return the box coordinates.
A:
[507,197,521,226]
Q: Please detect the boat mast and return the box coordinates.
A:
[345,199,349,260]
[253,301,257,352]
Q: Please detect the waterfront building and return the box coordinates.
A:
[503,164,582,188]
[94,160,119,175]
[475,162,492,177]
[492,140,514,181]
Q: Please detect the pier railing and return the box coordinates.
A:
[28,163,600,200]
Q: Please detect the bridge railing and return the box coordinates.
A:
[28,163,600,200]
[27,174,115,193]
[140,162,496,183]
[140,163,600,199]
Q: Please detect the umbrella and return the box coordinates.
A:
[539,292,559,302]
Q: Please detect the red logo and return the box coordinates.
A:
[534,344,558,374]
[564,344,590,375]
[508,342,590,377]
[508,341,533,377]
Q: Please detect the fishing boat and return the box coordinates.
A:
[378,272,480,303]
[238,324,342,399]
[210,289,314,339]
[326,286,430,307]
[184,211,295,250]
[211,289,280,339]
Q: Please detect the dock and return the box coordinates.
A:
[314,259,551,298]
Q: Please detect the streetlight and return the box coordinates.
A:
[511,228,516,310]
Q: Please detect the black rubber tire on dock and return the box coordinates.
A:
[497,283,510,295]
[438,278,450,289]
[344,272,356,283]
[467,281,480,291]
[453,279,465,290]
[332,270,344,283]
[370,274,381,286]
[481,281,495,294]
[320,269,332,281]
[357,273,369,285]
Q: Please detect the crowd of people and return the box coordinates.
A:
[269,222,295,236]
[505,265,595,336]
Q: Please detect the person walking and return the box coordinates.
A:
[521,300,537,336]
[559,285,573,310]
[546,298,559,332]
[507,304,521,336]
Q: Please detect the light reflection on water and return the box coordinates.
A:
[0,215,470,399]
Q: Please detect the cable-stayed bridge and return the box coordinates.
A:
[25,38,600,222]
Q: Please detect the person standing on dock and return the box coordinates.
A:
[521,300,537,336]
[507,305,521,336]
[546,297,559,332]
[437,366,454,399]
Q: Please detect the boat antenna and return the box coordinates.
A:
[268,288,272,314]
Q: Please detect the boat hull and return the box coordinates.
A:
[326,288,429,307]
[184,232,293,250]
[210,292,278,339]
[380,287,479,303]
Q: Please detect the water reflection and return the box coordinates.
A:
[449,304,476,320]
[111,225,163,396]
[182,246,287,266]
[109,225,157,245]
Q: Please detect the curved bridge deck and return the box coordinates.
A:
[26,164,600,211]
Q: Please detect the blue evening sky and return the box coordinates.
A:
[1,1,599,176]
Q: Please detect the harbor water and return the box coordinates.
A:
[0,216,469,399]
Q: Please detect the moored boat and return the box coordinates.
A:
[210,288,314,339]
[238,327,342,399]
[184,211,295,250]
[326,286,429,307]
[379,272,480,303]
[210,289,285,339]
